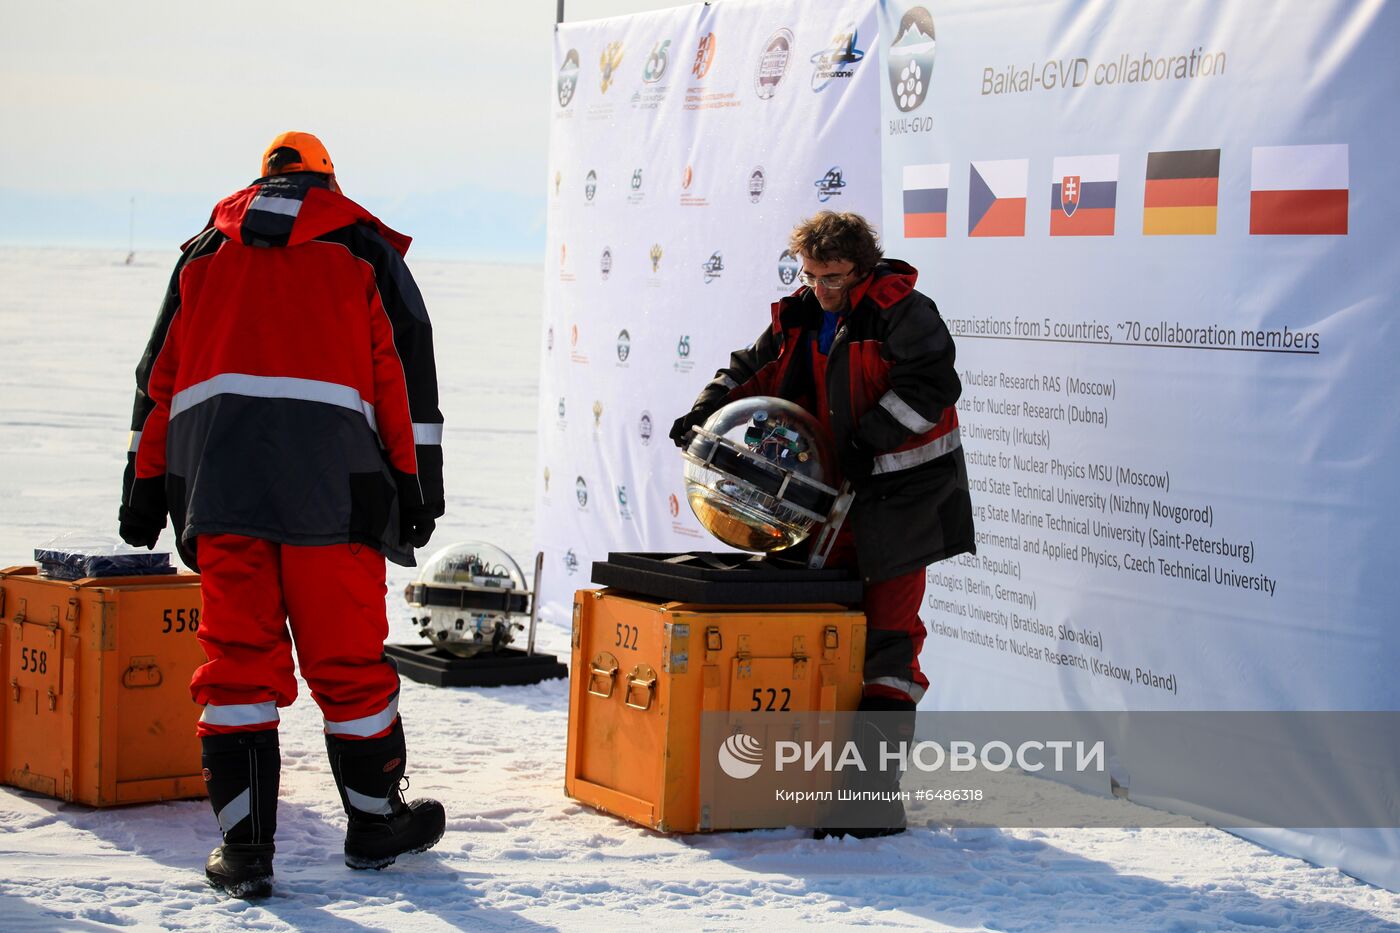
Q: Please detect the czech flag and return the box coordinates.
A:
[1050,154,1118,236]
[968,159,1027,237]
[902,163,948,238]
[1250,144,1348,235]
[1143,149,1220,235]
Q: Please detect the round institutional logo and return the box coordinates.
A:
[563,549,579,575]
[601,247,613,280]
[778,250,800,286]
[811,25,865,92]
[889,7,936,112]
[692,33,716,80]
[585,169,597,202]
[644,39,671,83]
[558,49,580,107]
[814,166,846,202]
[600,41,624,93]
[576,476,589,508]
[702,251,724,283]
[668,493,680,518]
[754,28,793,99]
[718,732,764,780]
[639,411,653,445]
[617,328,631,362]
[749,167,766,203]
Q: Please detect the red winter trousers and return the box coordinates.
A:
[189,534,401,739]
[861,568,929,704]
[823,531,929,704]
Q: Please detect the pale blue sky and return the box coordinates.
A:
[0,0,681,261]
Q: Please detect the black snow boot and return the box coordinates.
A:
[814,695,917,840]
[327,717,446,870]
[201,729,280,898]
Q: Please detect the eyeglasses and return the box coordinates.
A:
[798,269,856,289]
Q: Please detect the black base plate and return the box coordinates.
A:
[590,551,862,605]
[385,644,568,688]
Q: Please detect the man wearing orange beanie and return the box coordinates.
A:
[120,131,446,897]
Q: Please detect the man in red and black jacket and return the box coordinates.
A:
[119,132,445,897]
[670,211,976,835]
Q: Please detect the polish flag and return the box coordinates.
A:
[1250,144,1348,235]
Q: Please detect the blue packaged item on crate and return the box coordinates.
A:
[33,533,176,580]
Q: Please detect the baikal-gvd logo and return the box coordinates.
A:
[777,250,800,289]
[558,49,580,108]
[888,6,936,113]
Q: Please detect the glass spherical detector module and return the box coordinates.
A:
[681,397,844,554]
[405,541,531,657]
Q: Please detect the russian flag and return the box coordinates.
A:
[968,159,1027,237]
[1049,154,1118,236]
[903,163,948,238]
[1250,144,1348,235]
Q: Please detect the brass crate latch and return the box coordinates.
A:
[122,656,163,689]
[587,652,619,699]
[623,664,657,711]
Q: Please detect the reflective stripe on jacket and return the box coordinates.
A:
[684,259,975,580]
[121,173,444,568]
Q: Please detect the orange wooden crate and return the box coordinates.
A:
[0,565,207,806]
[565,587,865,832]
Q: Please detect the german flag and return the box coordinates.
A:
[1143,149,1219,235]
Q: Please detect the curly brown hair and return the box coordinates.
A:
[788,211,883,275]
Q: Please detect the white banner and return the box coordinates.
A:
[537,0,1399,894]
[876,0,1399,891]
[538,0,883,611]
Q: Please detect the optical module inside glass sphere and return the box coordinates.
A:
[681,397,838,552]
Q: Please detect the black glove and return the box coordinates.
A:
[401,512,436,549]
[118,504,163,550]
[669,409,710,448]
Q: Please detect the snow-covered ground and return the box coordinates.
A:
[1,247,1397,931]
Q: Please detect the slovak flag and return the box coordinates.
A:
[1250,144,1348,235]
[1050,154,1118,236]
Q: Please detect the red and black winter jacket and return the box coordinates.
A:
[684,259,974,581]
[120,173,444,568]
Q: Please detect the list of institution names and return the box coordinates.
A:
[929,365,1281,699]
